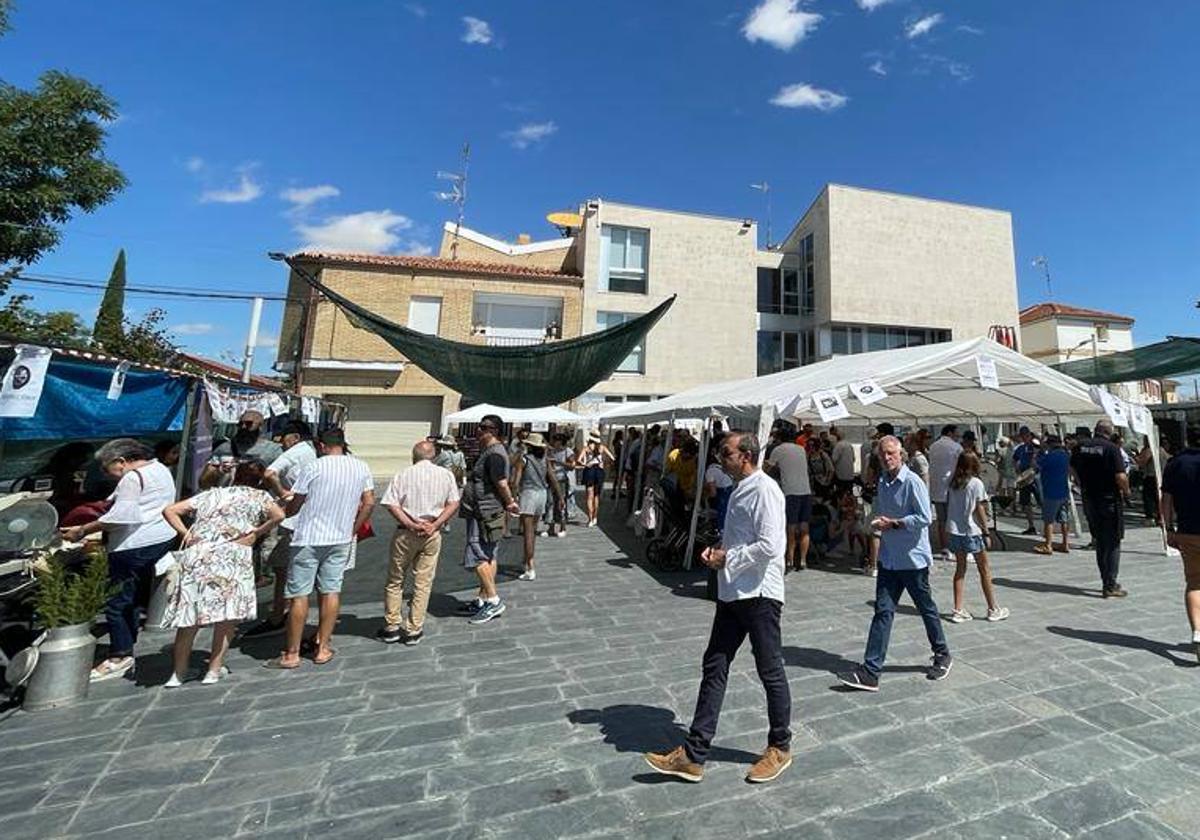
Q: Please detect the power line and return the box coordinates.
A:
[9,274,293,302]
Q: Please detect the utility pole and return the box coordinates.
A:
[241,296,264,383]
[435,142,471,260]
[1032,255,1053,299]
[750,182,772,248]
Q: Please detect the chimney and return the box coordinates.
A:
[516,233,532,245]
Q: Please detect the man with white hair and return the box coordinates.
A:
[839,435,952,692]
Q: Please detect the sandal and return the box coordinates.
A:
[1053,545,1070,553]
[262,656,301,670]
[312,648,336,666]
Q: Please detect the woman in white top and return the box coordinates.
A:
[944,451,1009,624]
[60,439,179,682]
[576,434,614,527]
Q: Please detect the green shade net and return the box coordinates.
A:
[1051,337,1200,384]
[298,270,674,408]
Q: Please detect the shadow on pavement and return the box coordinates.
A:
[1045,626,1198,668]
[783,645,857,675]
[992,577,1101,598]
[567,703,760,777]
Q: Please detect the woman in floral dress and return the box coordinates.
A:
[161,460,284,686]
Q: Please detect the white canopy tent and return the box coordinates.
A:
[599,337,1163,565]
[441,402,586,434]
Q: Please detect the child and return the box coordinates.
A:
[945,451,1010,623]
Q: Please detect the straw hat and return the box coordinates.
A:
[524,432,547,448]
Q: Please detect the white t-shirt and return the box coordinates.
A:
[831,440,856,482]
[928,436,964,503]
[98,460,178,552]
[290,455,374,547]
[946,476,988,537]
[767,442,811,496]
[267,440,317,490]
[704,463,733,490]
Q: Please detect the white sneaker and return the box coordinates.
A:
[90,657,135,683]
[948,609,973,623]
[517,569,537,581]
[537,530,549,537]
[163,672,186,689]
[587,519,597,528]
[986,607,1010,622]
[201,666,230,685]
[555,530,567,538]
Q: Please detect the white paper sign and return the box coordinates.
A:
[267,393,289,417]
[530,420,549,431]
[976,355,1000,390]
[1091,386,1129,428]
[0,345,53,418]
[106,361,131,401]
[1129,405,1149,436]
[301,396,320,425]
[811,389,850,423]
[849,379,888,406]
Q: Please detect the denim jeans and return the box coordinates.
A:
[685,597,792,764]
[863,566,950,678]
[1084,496,1124,590]
[105,538,176,657]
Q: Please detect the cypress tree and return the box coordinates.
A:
[93,248,126,347]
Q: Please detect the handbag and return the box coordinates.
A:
[355,519,375,541]
[146,553,182,629]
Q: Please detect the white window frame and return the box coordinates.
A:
[406,295,442,336]
[601,225,649,294]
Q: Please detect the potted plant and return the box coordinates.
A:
[23,550,114,711]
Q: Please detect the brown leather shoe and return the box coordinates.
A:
[746,745,792,783]
[643,745,703,782]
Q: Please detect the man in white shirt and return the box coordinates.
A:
[244,421,319,639]
[767,439,813,571]
[830,426,857,500]
[377,441,460,645]
[645,431,792,785]
[266,428,374,669]
[927,425,964,559]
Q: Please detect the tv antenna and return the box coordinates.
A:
[434,142,471,260]
[1032,255,1052,299]
[750,182,771,248]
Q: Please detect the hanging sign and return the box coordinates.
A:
[267,393,289,417]
[301,396,320,425]
[0,345,53,418]
[106,361,131,401]
[849,379,888,406]
[976,355,1000,390]
[1129,404,1149,436]
[811,389,850,423]
[1090,386,1129,428]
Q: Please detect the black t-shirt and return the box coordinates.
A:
[1163,449,1200,534]
[1070,436,1124,500]
[461,442,509,518]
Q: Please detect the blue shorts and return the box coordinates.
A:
[581,466,605,489]
[1042,498,1070,525]
[285,542,352,597]
[948,534,986,556]
[464,515,502,569]
[785,494,813,526]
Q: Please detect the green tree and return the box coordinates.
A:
[0,0,128,294]
[92,248,126,346]
[0,293,88,345]
[104,308,182,367]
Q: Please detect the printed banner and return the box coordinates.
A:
[811,388,850,423]
[1090,386,1129,428]
[0,345,53,418]
[976,355,1000,390]
[106,361,131,401]
[267,393,289,417]
[301,396,320,425]
[849,378,887,406]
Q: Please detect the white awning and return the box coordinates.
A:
[441,402,585,434]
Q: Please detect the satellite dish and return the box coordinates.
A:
[546,211,582,236]
[0,496,59,554]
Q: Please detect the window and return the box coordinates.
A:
[757,329,816,374]
[472,293,563,346]
[830,323,951,357]
[757,268,781,314]
[867,327,888,352]
[800,234,816,315]
[757,331,782,376]
[407,296,442,335]
[598,311,645,373]
[602,225,648,294]
[782,269,800,315]
[1095,323,1110,342]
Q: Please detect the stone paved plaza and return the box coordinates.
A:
[2,500,1200,839]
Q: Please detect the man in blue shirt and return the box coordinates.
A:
[1013,426,1043,535]
[839,436,952,691]
[1034,435,1072,555]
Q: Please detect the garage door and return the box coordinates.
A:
[329,394,443,477]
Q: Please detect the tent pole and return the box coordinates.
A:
[683,417,712,570]
[174,380,199,498]
[632,422,649,526]
[1147,417,1168,556]
[618,424,630,505]
[755,404,775,467]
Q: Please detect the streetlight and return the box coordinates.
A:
[1063,336,1097,360]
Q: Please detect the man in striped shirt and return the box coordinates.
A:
[266,428,375,669]
[377,440,460,645]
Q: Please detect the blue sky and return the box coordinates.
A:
[3,1,1198,373]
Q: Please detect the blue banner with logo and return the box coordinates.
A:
[0,356,191,441]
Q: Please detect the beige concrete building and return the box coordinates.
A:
[1019,302,1177,405]
[276,249,582,474]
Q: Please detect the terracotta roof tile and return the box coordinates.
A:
[1019,302,1135,326]
[293,251,581,282]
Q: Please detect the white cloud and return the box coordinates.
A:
[255,334,279,349]
[906,13,944,39]
[171,323,216,336]
[404,3,427,17]
[199,166,263,204]
[296,210,413,253]
[461,16,493,44]
[869,60,887,76]
[403,240,434,256]
[742,0,822,51]
[856,0,894,10]
[280,184,340,209]
[769,83,848,111]
[957,24,984,35]
[185,156,205,173]
[503,121,558,149]
[916,53,974,82]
